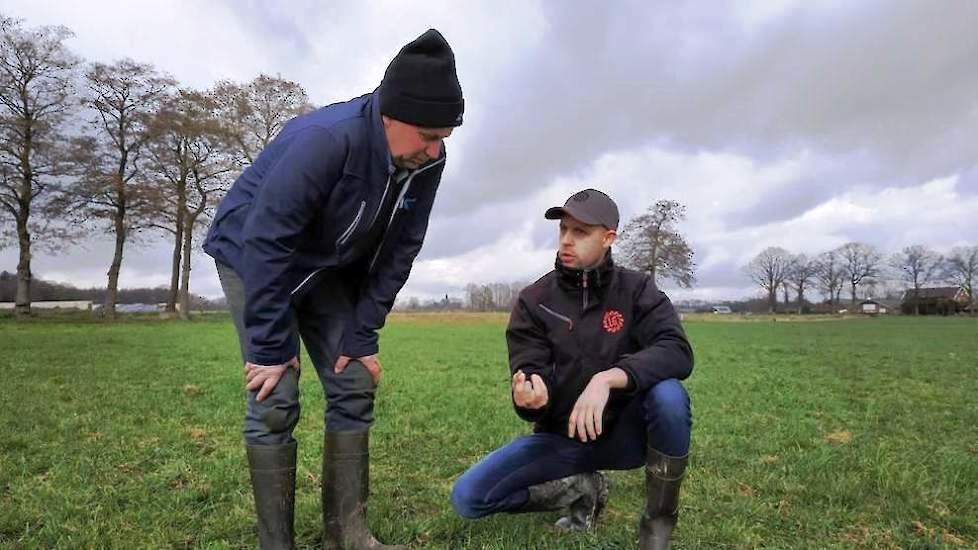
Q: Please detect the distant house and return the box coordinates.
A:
[901,287,969,315]
[711,305,732,314]
[859,299,889,315]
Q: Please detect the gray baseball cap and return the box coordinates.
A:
[544,189,619,230]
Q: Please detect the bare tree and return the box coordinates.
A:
[618,199,696,288]
[787,253,818,314]
[814,249,844,306]
[837,242,882,305]
[745,247,791,313]
[145,90,232,318]
[945,246,978,316]
[889,245,943,315]
[212,74,312,166]
[70,59,174,318]
[0,15,79,317]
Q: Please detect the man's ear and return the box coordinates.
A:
[381,115,392,129]
[603,229,617,248]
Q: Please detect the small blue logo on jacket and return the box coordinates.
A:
[399,197,417,211]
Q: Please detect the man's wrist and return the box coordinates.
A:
[593,367,629,389]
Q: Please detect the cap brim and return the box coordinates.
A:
[545,205,604,225]
[544,206,566,220]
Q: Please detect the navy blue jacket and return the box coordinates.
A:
[203,91,446,365]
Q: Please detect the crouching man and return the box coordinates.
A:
[451,189,694,549]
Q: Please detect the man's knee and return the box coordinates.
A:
[451,476,491,520]
[324,360,376,431]
[644,379,691,429]
[244,368,301,445]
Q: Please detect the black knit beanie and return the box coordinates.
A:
[379,29,464,128]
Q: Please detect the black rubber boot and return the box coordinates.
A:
[247,441,297,550]
[521,472,609,530]
[638,446,687,550]
[322,431,405,550]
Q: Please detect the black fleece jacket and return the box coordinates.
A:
[506,253,694,436]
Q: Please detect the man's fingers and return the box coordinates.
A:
[595,407,603,436]
[255,376,278,402]
[333,355,350,374]
[568,409,578,439]
[577,412,589,442]
[364,361,382,385]
[531,375,547,400]
[246,376,262,391]
[584,408,597,441]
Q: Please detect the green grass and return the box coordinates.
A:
[1,312,976,549]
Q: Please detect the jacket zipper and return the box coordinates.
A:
[336,200,366,247]
[539,304,573,331]
[368,173,393,229]
[582,271,589,311]
[368,157,445,273]
[291,267,324,296]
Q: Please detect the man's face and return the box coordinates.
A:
[558,215,616,269]
[382,115,453,169]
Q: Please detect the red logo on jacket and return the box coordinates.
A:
[603,309,625,333]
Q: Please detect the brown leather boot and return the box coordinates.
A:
[322,431,405,550]
[638,446,687,550]
[246,441,297,550]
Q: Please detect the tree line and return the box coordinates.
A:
[746,243,977,314]
[0,14,312,319]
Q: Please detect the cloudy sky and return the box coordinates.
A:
[2,0,977,303]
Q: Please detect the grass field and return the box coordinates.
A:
[1,312,976,549]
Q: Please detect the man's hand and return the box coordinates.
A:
[568,376,610,442]
[334,354,383,385]
[245,356,299,402]
[512,370,549,409]
[568,368,629,442]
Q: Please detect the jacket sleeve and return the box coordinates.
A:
[615,275,694,393]
[241,128,343,365]
[505,293,555,423]
[340,160,445,358]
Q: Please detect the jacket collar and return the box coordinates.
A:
[367,89,396,176]
[555,250,615,290]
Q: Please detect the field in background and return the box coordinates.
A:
[1,313,976,548]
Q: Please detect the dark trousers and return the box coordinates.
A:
[217,261,376,446]
[451,379,691,519]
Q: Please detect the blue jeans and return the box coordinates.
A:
[217,262,377,446]
[451,379,691,519]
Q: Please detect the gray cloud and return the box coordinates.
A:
[2,1,976,302]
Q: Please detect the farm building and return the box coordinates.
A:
[859,299,891,315]
[901,287,970,315]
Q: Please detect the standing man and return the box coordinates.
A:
[203,29,463,549]
[451,189,694,549]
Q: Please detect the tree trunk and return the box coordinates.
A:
[796,287,805,315]
[167,222,182,313]
[165,186,186,314]
[104,188,127,319]
[768,289,776,313]
[850,282,857,305]
[178,215,194,321]
[15,214,32,318]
